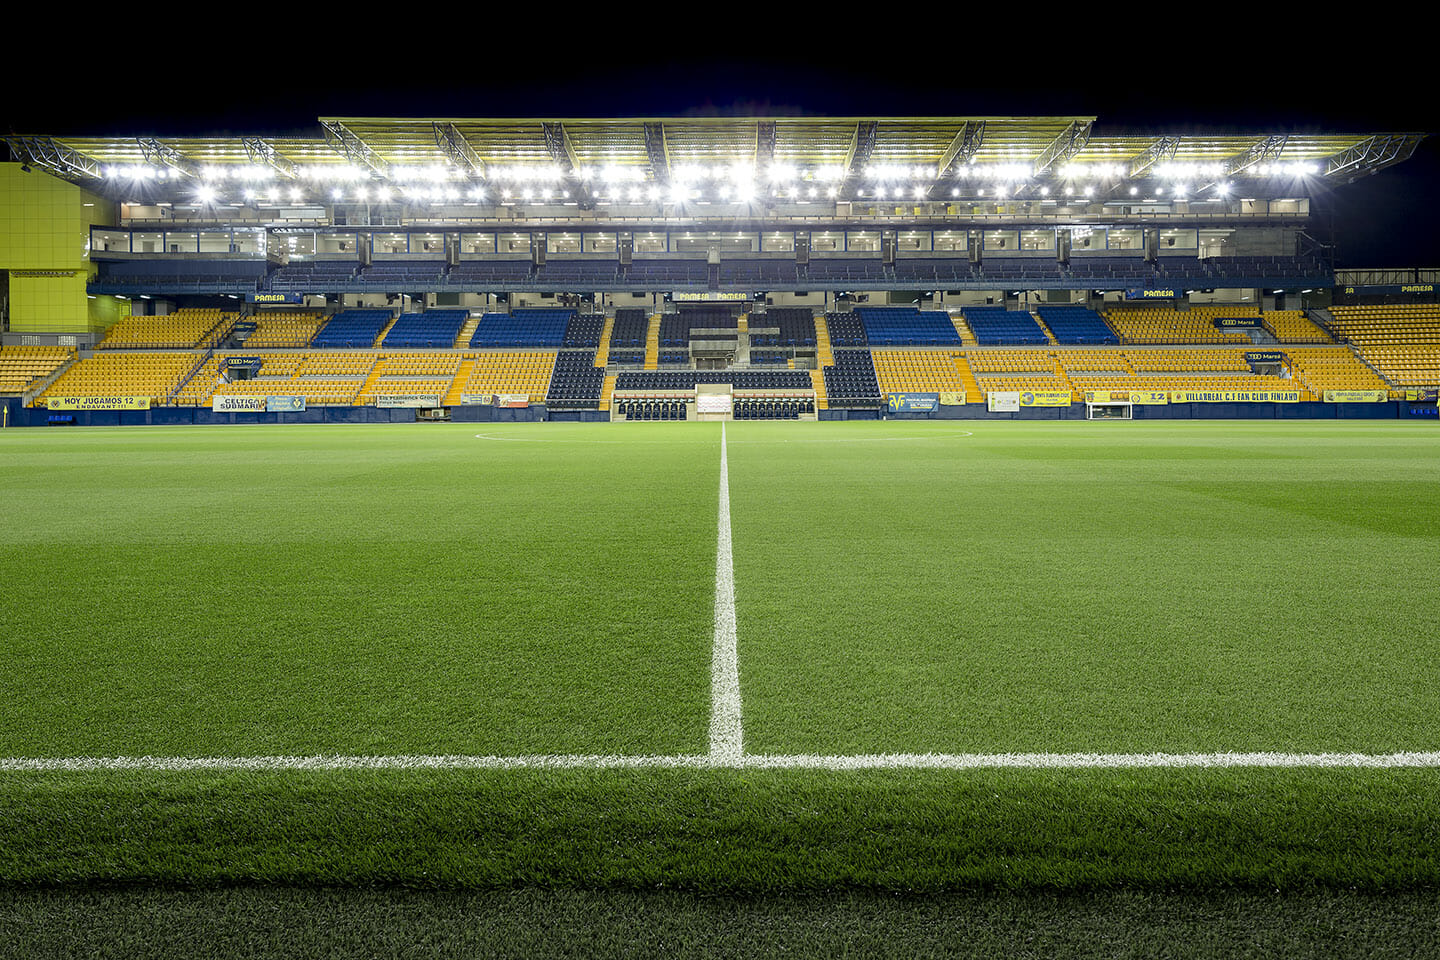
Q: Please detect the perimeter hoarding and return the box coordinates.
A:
[1019,391,1072,407]
[1324,390,1389,403]
[1085,390,1169,405]
[46,397,149,411]
[212,396,266,412]
[1169,390,1301,403]
[376,396,443,408]
[887,392,940,413]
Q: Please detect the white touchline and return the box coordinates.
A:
[709,421,744,762]
[5,752,1440,772]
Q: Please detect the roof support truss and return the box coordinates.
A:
[541,121,595,209]
[242,138,298,179]
[320,120,390,179]
[643,122,670,184]
[937,121,985,176]
[755,122,776,171]
[1226,135,1288,177]
[432,122,485,180]
[839,120,878,201]
[1125,136,1181,179]
[137,138,199,178]
[928,121,986,200]
[2,136,103,179]
[1324,133,1425,182]
[1032,120,1093,176]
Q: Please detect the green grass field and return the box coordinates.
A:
[3,420,1439,949]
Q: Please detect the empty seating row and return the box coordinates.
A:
[610,308,650,350]
[1036,305,1119,344]
[823,349,881,407]
[749,308,817,347]
[546,350,605,408]
[311,309,393,349]
[856,307,963,346]
[469,308,575,348]
[617,400,688,420]
[734,398,812,419]
[962,308,1049,345]
[616,370,812,390]
[382,310,468,349]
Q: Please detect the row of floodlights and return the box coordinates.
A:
[102,159,1322,186]
[182,180,1240,206]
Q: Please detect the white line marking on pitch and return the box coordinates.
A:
[6,751,1440,772]
[729,431,974,444]
[709,421,743,762]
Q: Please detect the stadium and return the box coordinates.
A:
[3,100,1440,954]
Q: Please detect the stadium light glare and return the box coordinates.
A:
[1129,186,1138,195]
[195,185,217,204]
[1084,186,1094,196]
[767,163,797,183]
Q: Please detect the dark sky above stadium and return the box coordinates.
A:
[6,19,1436,267]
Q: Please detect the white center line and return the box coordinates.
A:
[709,421,743,762]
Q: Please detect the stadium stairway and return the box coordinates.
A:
[951,314,977,346]
[354,359,386,401]
[1308,307,1340,341]
[600,374,618,411]
[737,314,748,334]
[814,316,834,368]
[453,317,480,349]
[595,316,615,366]
[1032,312,1060,345]
[809,369,828,410]
[371,316,400,348]
[167,352,214,404]
[21,353,79,406]
[1351,345,1398,387]
[953,354,982,402]
[644,316,661,369]
[443,359,477,405]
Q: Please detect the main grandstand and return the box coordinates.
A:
[4,115,1440,953]
[1,117,1435,424]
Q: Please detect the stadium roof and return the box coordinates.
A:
[5,117,1424,199]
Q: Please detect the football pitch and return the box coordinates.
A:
[3,419,1440,899]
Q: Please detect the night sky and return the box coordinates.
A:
[6,24,1436,268]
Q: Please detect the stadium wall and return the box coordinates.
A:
[5,400,1417,427]
[0,165,117,333]
[4,403,556,427]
